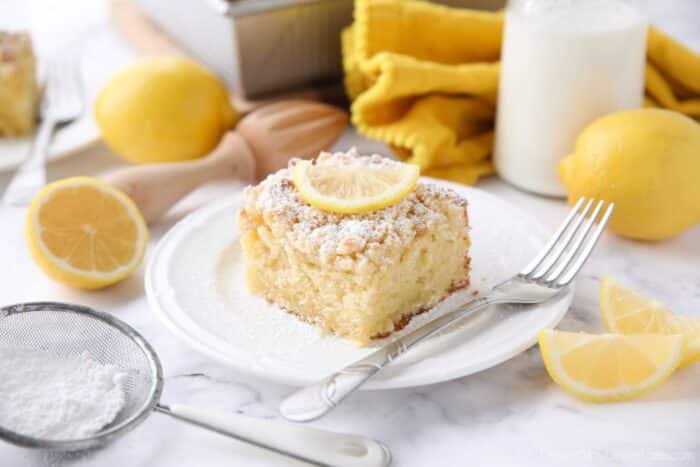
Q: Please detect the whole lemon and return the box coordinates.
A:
[559,108,700,240]
[95,57,239,163]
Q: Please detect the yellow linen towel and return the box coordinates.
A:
[645,27,700,117]
[344,0,700,185]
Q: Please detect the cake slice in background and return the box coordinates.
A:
[237,151,471,345]
[0,31,38,136]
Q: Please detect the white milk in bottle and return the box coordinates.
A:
[494,0,648,197]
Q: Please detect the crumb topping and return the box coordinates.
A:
[0,31,33,63]
[239,149,468,264]
[310,147,404,170]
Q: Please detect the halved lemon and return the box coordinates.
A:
[292,159,420,214]
[539,329,683,402]
[600,275,700,366]
[25,177,148,289]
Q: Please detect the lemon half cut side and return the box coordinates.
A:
[25,177,148,289]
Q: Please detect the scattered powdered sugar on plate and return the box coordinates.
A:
[0,348,127,440]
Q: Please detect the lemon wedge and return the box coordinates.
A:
[600,276,700,366]
[292,158,419,214]
[25,177,148,289]
[539,329,683,402]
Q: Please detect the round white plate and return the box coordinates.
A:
[0,36,115,174]
[0,115,100,173]
[146,179,573,389]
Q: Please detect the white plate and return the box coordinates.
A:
[0,39,111,174]
[146,179,573,389]
[0,115,100,173]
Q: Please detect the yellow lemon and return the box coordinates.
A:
[292,158,419,214]
[95,57,238,164]
[600,275,700,367]
[539,329,683,403]
[25,177,148,289]
[559,109,700,240]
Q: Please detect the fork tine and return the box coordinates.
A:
[44,60,60,111]
[43,52,82,119]
[529,198,594,279]
[66,53,81,94]
[544,199,605,283]
[544,200,608,284]
[555,202,615,286]
[62,59,80,111]
[519,197,586,276]
[52,61,65,107]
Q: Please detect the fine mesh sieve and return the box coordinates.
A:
[0,302,161,451]
[0,302,391,467]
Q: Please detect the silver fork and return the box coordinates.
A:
[3,53,83,205]
[280,197,615,422]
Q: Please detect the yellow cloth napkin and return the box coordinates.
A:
[343,0,700,185]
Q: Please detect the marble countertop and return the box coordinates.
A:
[1,1,699,466]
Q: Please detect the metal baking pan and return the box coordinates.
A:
[138,0,504,97]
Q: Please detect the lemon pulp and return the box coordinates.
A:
[539,329,683,402]
[600,276,700,366]
[25,177,148,289]
[292,159,419,214]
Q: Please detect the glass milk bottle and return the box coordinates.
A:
[494,0,648,197]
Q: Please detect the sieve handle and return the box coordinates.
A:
[156,403,391,467]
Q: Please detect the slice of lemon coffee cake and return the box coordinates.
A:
[237,150,470,345]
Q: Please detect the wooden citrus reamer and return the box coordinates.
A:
[103,100,348,224]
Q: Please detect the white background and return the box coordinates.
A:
[1,1,699,466]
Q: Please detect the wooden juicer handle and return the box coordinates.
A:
[103,100,348,224]
[104,132,255,224]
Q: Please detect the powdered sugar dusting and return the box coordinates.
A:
[238,148,468,262]
[0,349,127,440]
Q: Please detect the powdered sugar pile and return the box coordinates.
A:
[0,348,127,440]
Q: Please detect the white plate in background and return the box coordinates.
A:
[0,114,99,173]
[146,179,573,389]
[0,29,126,173]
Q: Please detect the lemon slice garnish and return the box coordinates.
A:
[539,329,683,403]
[600,275,700,366]
[292,158,419,214]
[25,177,148,289]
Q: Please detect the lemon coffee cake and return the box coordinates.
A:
[0,31,38,136]
[237,150,471,345]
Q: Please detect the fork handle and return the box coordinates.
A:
[2,116,57,206]
[280,296,496,422]
[103,132,255,224]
